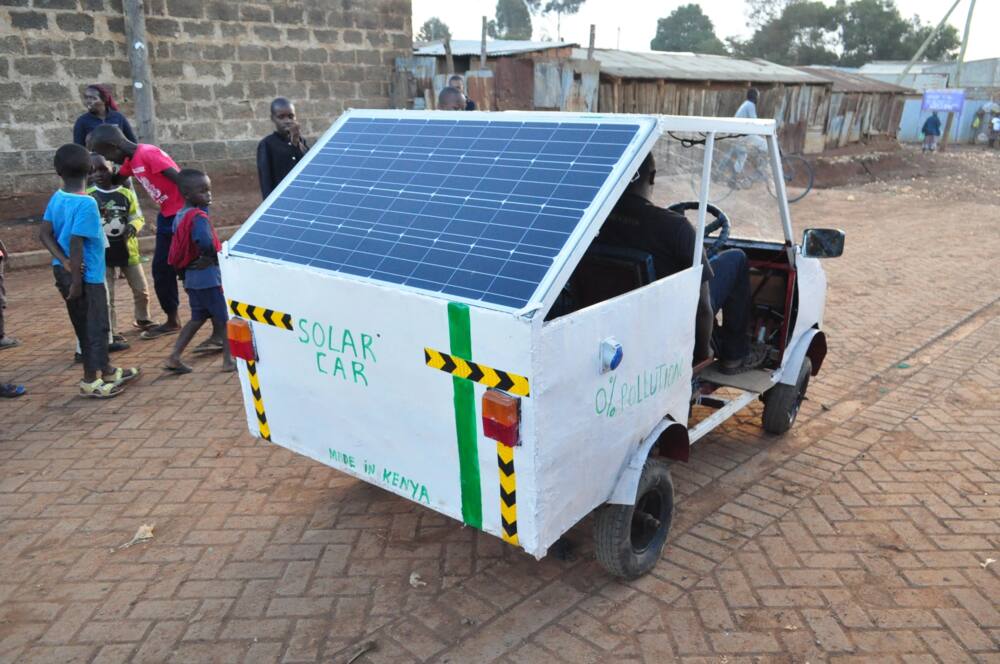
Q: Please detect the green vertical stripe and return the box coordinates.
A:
[448,302,482,529]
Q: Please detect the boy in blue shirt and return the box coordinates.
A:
[38,144,140,398]
[163,169,234,374]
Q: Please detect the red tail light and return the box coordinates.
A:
[482,389,520,447]
[227,318,256,361]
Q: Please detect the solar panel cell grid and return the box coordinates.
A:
[231,115,644,309]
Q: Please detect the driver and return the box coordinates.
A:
[598,153,766,374]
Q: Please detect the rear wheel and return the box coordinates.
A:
[768,154,814,203]
[762,357,812,434]
[594,459,674,579]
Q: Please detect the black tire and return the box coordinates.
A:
[780,154,815,203]
[594,459,674,579]
[762,357,812,434]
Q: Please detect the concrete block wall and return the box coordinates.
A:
[0,0,412,196]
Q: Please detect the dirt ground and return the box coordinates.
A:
[0,145,998,663]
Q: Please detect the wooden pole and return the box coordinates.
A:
[443,35,454,77]
[122,0,157,143]
[480,16,487,69]
[941,0,976,149]
[587,24,595,60]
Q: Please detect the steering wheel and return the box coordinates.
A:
[667,201,731,258]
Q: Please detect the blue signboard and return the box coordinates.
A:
[921,89,965,113]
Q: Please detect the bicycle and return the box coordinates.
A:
[690,140,814,204]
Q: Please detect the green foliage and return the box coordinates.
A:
[417,17,451,42]
[488,0,533,40]
[650,4,727,55]
[839,0,959,66]
[731,1,841,65]
[731,0,961,67]
[526,0,586,16]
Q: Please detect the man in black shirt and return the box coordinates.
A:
[257,98,309,199]
[599,153,761,373]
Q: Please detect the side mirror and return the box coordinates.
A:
[801,228,845,259]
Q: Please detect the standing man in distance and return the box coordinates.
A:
[448,75,477,110]
[257,98,310,200]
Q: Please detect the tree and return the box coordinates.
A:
[730,1,842,65]
[650,4,727,55]
[730,0,958,68]
[525,0,586,41]
[745,0,788,30]
[417,17,451,42]
[901,19,960,62]
[488,0,533,40]
[839,0,958,66]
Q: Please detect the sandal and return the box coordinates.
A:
[104,367,141,386]
[162,363,193,375]
[192,339,224,354]
[0,383,26,398]
[140,324,179,340]
[0,336,21,350]
[79,378,124,399]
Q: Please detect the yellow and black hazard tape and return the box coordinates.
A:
[246,359,271,441]
[228,299,293,330]
[424,347,530,397]
[497,442,518,546]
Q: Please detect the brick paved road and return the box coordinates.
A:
[1,179,998,663]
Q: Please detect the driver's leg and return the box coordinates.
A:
[708,249,751,363]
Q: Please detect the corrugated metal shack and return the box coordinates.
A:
[576,49,829,154]
[797,67,911,150]
[394,40,575,111]
[859,59,1000,143]
[394,45,914,153]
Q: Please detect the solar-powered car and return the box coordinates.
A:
[221,110,844,578]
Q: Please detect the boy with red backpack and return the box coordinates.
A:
[163,169,234,374]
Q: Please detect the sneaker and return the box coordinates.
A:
[719,343,769,375]
[74,352,83,364]
[0,336,21,350]
[109,339,131,353]
[133,319,158,331]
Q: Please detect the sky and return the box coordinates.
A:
[411,0,997,63]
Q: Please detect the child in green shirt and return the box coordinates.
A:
[88,155,155,338]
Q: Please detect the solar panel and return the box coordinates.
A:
[230,113,652,310]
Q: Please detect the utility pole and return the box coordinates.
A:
[587,24,595,60]
[122,0,157,142]
[480,16,487,70]
[443,35,454,77]
[941,0,976,149]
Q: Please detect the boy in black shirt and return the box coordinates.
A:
[257,97,309,199]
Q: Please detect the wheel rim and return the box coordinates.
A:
[630,488,665,554]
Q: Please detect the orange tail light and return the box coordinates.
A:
[227,318,256,361]
[482,389,520,447]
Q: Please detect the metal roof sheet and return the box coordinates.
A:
[857,61,945,75]
[413,40,574,57]
[569,49,826,84]
[797,67,914,93]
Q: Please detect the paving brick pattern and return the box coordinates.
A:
[1,183,998,663]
